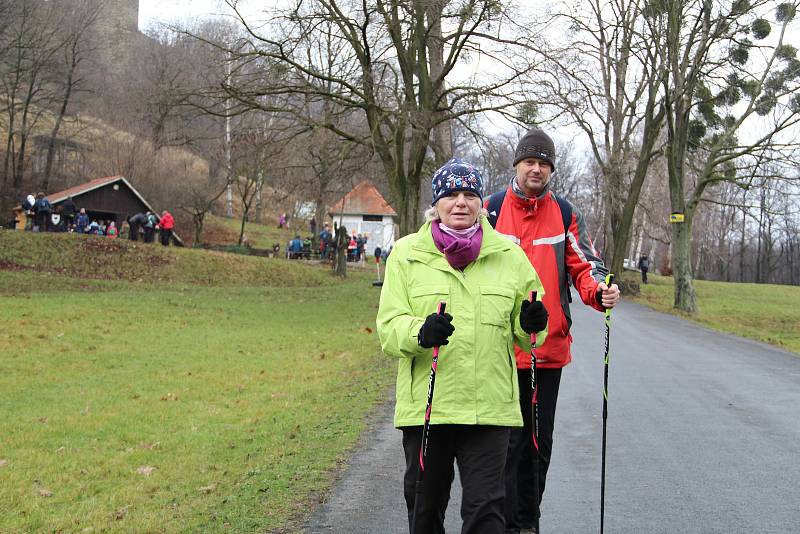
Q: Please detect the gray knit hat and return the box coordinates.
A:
[513,128,556,169]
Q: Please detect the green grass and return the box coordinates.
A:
[0,231,392,532]
[621,272,800,354]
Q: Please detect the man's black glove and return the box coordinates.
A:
[417,313,455,348]
[520,299,548,334]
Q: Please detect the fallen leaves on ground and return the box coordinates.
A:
[136,466,156,477]
[198,484,216,494]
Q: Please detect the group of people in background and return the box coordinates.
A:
[282,221,374,263]
[14,192,175,246]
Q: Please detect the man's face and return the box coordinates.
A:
[515,157,552,197]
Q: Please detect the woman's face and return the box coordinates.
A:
[437,191,481,229]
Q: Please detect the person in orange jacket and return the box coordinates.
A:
[484,129,620,534]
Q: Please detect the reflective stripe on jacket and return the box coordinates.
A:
[377,217,546,428]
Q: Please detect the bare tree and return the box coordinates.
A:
[41,0,105,191]
[530,0,668,276]
[659,0,800,311]
[204,0,540,236]
[0,2,61,202]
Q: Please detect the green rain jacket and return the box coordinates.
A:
[377,217,547,428]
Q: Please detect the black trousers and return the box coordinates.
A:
[144,227,154,243]
[641,268,648,284]
[129,223,139,241]
[402,425,510,534]
[504,367,562,533]
[160,228,172,246]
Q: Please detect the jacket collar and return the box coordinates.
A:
[410,217,513,269]
[508,177,553,211]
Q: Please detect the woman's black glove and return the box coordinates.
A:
[520,300,548,334]
[417,313,455,348]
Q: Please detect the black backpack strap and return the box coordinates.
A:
[552,193,572,234]
[486,189,507,229]
[553,193,574,301]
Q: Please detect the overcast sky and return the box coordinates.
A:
[139,0,242,30]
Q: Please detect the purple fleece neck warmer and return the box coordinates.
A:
[431,219,483,270]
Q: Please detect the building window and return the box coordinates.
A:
[362,215,382,222]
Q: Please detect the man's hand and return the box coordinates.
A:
[417,313,455,348]
[596,282,620,309]
[520,299,548,334]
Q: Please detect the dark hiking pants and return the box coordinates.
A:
[504,367,562,533]
[402,424,510,534]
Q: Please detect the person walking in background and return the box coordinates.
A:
[319,223,331,260]
[62,196,77,230]
[33,192,51,232]
[288,235,303,259]
[278,212,287,229]
[128,212,147,241]
[638,254,650,284]
[347,233,357,262]
[157,210,175,246]
[21,194,36,231]
[484,128,620,534]
[377,158,549,534]
[143,211,156,243]
[76,209,89,234]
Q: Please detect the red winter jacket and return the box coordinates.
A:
[485,185,608,369]
[159,212,175,230]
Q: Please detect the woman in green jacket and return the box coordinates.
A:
[377,158,548,534]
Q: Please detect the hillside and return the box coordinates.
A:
[0,230,337,289]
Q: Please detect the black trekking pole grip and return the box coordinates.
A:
[411,300,447,533]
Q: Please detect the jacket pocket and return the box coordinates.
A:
[479,286,515,327]
[407,285,449,402]
[409,284,450,317]
[478,286,516,402]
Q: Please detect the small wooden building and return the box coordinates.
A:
[44,175,182,244]
[328,181,397,251]
[47,175,154,226]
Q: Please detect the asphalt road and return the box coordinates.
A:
[305,297,800,533]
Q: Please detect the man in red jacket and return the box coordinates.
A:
[485,129,620,534]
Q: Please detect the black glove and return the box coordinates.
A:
[417,313,455,348]
[520,299,548,334]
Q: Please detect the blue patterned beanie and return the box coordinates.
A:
[430,158,484,206]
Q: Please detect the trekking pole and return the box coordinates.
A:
[600,273,614,534]
[529,291,541,534]
[411,301,447,534]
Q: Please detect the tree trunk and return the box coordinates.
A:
[425,0,451,167]
[671,217,697,313]
[193,211,205,246]
[43,48,77,191]
[334,224,348,277]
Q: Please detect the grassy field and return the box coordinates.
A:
[620,271,800,354]
[0,230,392,533]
